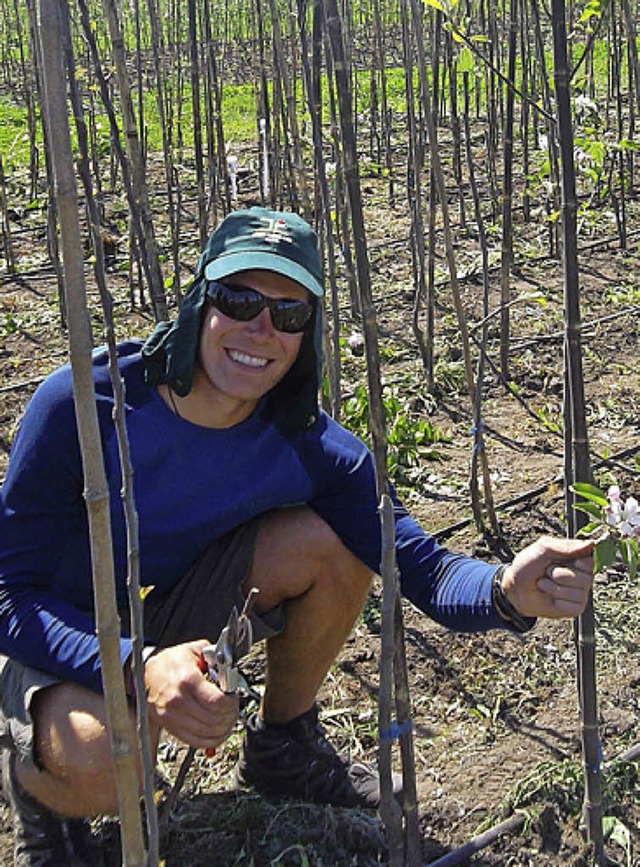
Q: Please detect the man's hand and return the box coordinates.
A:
[501,536,594,620]
[144,640,239,749]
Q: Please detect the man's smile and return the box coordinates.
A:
[227,349,269,369]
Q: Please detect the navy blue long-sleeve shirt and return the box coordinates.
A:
[0,341,504,693]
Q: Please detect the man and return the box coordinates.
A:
[0,207,593,865]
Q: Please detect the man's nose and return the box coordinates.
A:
[246,307,274,334]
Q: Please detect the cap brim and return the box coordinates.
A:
[204,251,323,297]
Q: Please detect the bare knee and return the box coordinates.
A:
[248,506,373,609]
[27,682,143,816]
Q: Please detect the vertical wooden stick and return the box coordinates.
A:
[550,0,604,861]
[37,1,146,863]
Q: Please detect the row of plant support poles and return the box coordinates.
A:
[11,0,639,862]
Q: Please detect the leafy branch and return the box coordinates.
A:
[571,482,640,579]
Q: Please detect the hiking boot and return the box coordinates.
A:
[235,704,400,809]
[2,751,102,867]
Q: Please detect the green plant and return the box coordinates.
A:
[533,402,562,434]
[341,384,449,482]
[571,482,639,578]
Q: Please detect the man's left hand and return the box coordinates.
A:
[501,536,595,620]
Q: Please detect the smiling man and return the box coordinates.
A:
[0,208,593,866]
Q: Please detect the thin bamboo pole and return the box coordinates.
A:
[323,3,420,863]
[37,0,145,863]
[408,0,498,534]
[499,0,518,380]
[296,0,342,420]
[550,0,603,861]
[58,3,159,860]
[398,0,431,382]
[101,0,167,321]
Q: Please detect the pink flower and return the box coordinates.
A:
[620,496,640,539]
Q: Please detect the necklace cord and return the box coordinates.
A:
[168,387,182,419]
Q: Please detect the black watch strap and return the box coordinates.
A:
[491,565,536,634]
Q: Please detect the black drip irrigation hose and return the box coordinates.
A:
[433,442,640,541]
[422,744,640,866]
[423,814,526,867]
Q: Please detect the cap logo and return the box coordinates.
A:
[251,216,294,245]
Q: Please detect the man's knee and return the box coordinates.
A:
[249,507,373,608]
[29,682,141,814]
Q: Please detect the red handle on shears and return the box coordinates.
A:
[197,653,217,758]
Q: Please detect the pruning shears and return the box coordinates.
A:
[197,587,258,695]
[158,589,260,831]
[196,588,258,755]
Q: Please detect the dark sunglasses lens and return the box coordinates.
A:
[213,285,262,321]
[271,301,313,333]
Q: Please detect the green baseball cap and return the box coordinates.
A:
[203,207,324,297]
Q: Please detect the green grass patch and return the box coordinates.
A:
[0,96,38,169]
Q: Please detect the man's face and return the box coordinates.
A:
[195,269,310,425]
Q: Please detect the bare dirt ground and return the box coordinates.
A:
[0,170,639,865]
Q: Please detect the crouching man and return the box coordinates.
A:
[0,207,593,865]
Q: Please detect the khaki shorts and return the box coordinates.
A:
[0,517,283,767]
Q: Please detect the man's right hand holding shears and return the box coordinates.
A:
[143,590,257,752]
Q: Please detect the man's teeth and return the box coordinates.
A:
[228,349,268,368]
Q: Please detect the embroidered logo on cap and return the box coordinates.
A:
[252,217,293,245]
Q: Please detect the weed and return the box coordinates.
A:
[433,357,466,395]
[503,758,583,816]
[604,282,640,307]
[533,402,562,435]
[341,383,450,485]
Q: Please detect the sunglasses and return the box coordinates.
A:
[206,280,314,334]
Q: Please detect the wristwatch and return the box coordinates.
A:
[491,565,536,633]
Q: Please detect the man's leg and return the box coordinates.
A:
[236,507,388,808]
[245,506,373,724]
[15,682,155,817]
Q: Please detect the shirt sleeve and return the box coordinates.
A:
[0,368,132,693]
[306,421,508,631]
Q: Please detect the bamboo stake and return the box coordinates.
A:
[323,3,420,863]
[462,73,499,535]
[499,0,518,380]
[37,0,146,863]
[295,0,342,420]
[530,0,561,259]
[202,0,229,220]
[58,3,159,860]
[11,0,39,201]
[145,0,180,297]
[398,0,431,382]
[0,153,15,273]
[76,0,165,321]
[266,0,312,217]
[408,0,497,534]
[25,0,66,327]
[188,0,207,250]
[550,1,604,861]
[101,0,167,321]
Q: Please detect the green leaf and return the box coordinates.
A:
[574,502,604,520]
[594,536,618,575]
[570,482,608,506]
[620,538,638,581]
[603,815,632,867]
[459,46,474,73]
[576,520,602,536]
[423,0,445,10]
[617,138,640,152]
[580,0,606,21]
